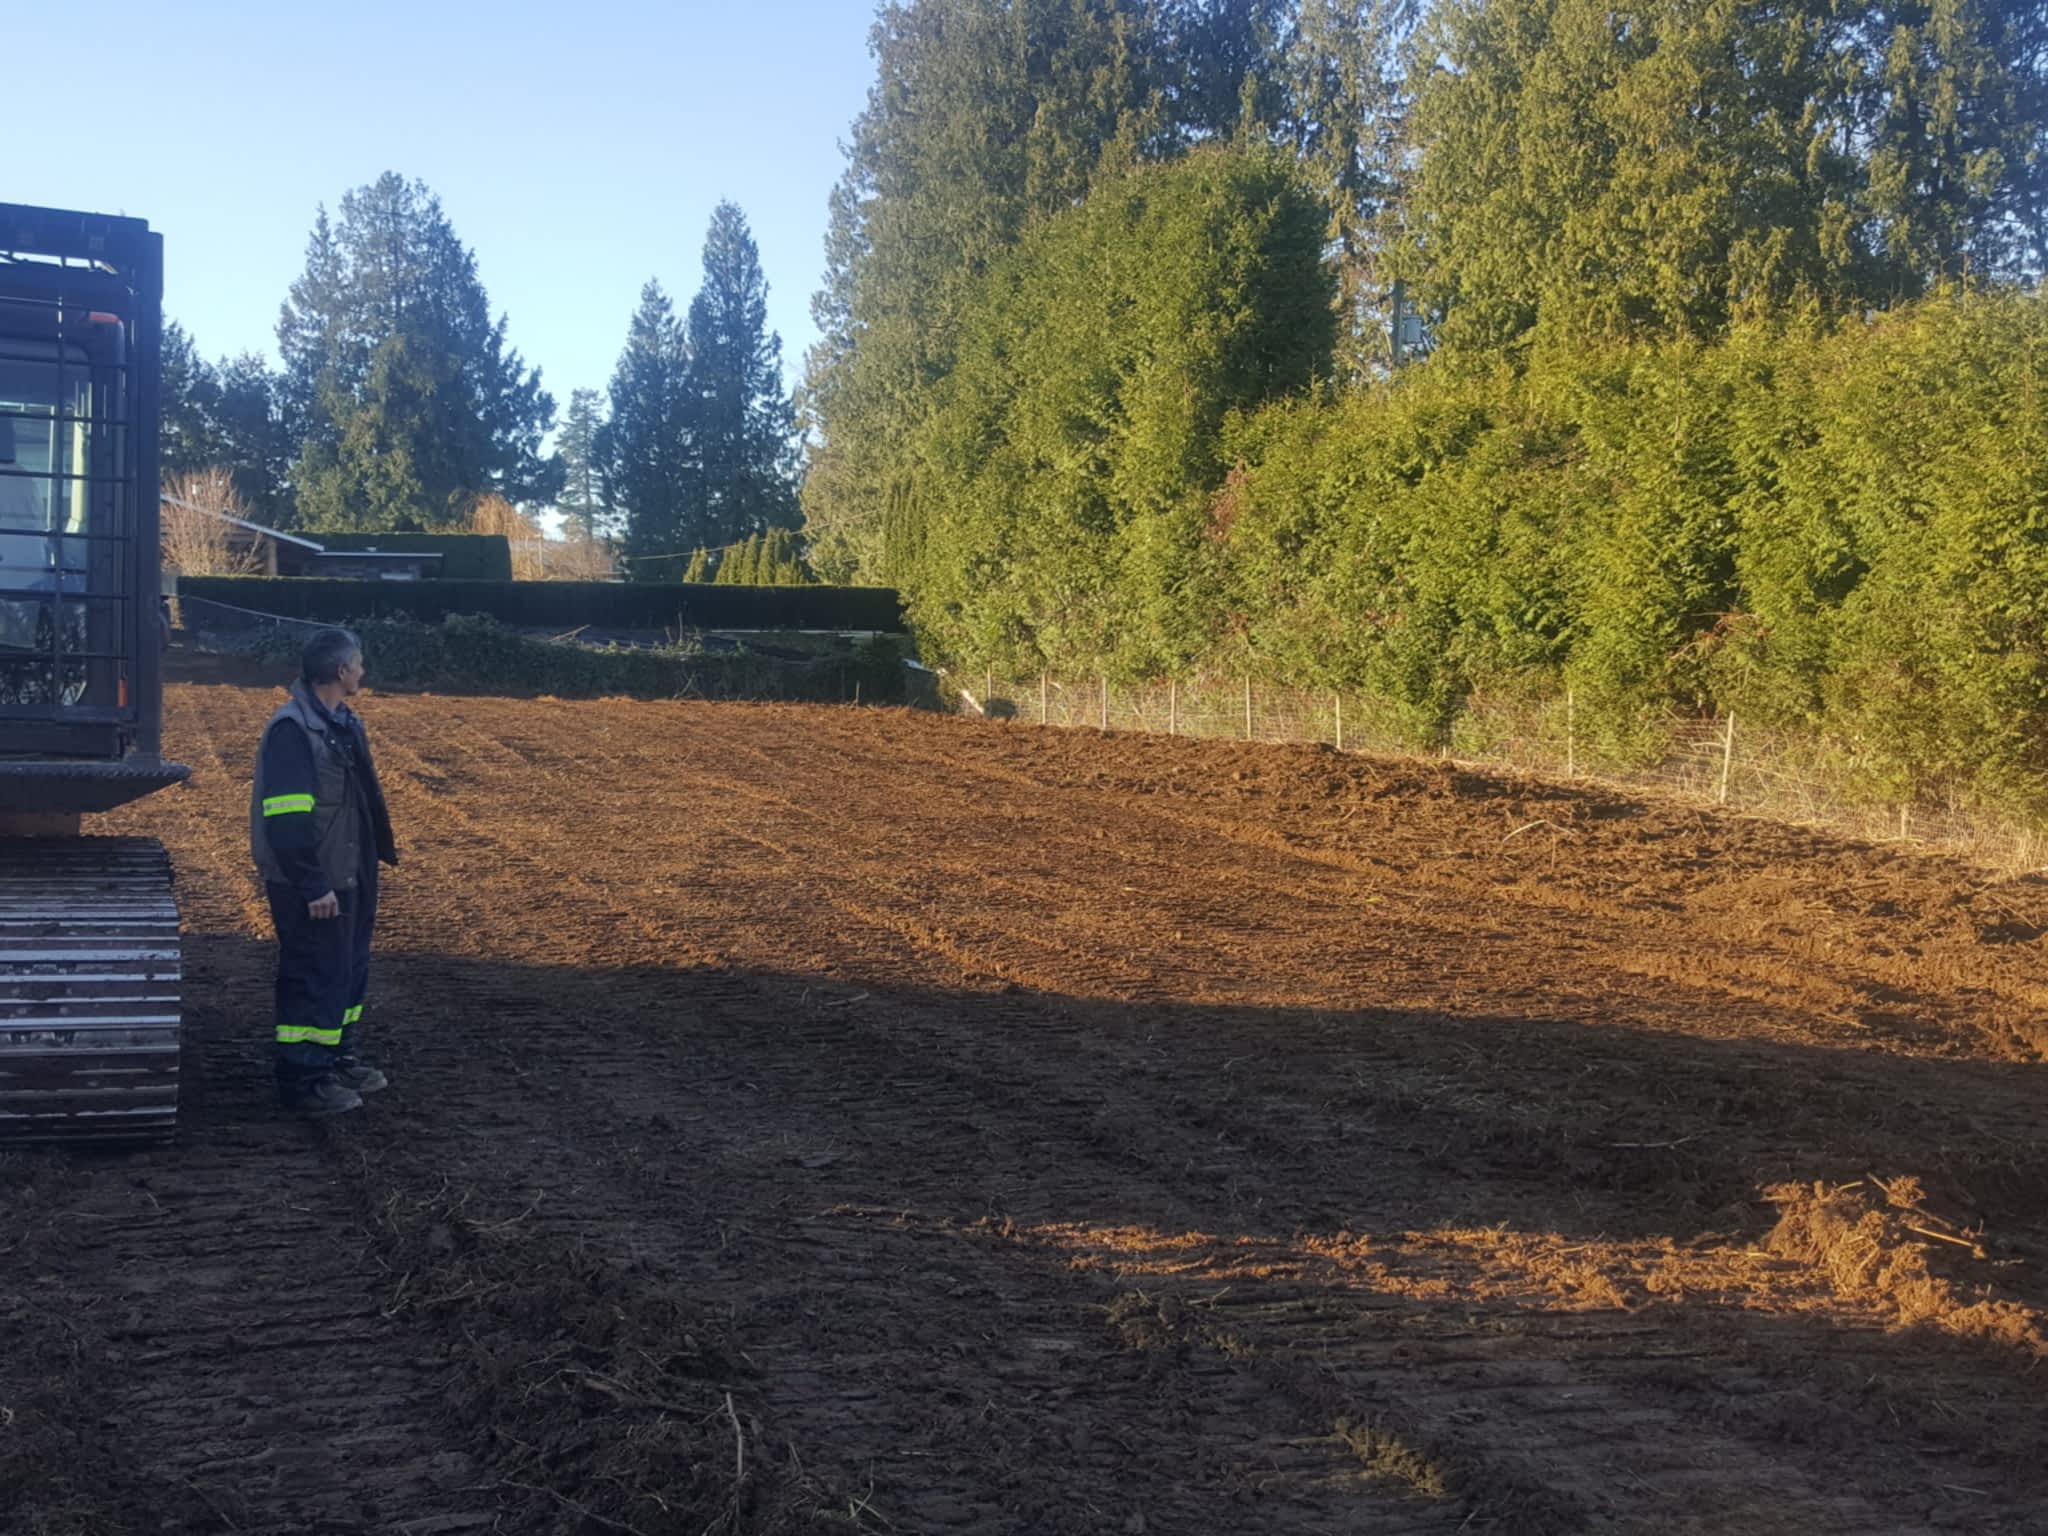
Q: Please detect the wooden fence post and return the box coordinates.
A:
[1334,693,1344,753]
[1169,678,1178,736]
[1244,677,1253,740]
[1040,671,1048,726]
[1718,713,1736,805]
[985,666,994,714]
[1565,687,1576,780]
[1100,677,1109,731]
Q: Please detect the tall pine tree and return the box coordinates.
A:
[555,387,609,540]
[598,281,694,573]
[685,202,798,548]
[279,173,561,530]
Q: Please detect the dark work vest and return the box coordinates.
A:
[249,682,367,892]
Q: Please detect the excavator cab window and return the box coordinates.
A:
[0,316,127,717]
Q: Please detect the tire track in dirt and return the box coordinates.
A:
[352,704,2048,1531]
[174,695,1461,1530]
[155,696,1777,1531]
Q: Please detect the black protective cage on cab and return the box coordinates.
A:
[0,203,183,815]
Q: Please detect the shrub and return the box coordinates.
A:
[230,615,907,704]
[179,576,904,633]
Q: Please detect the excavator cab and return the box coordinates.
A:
[0,204,187,1141]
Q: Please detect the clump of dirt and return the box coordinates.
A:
[1765,1178,2045,1357]
[1104,1290,1186,1355]
[1333,1415,1454,1499]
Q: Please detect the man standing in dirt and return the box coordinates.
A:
[249,627,398,1115]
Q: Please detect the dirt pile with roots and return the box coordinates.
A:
[1765,1178,2046,1356]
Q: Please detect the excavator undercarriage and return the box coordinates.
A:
[0,203,187,1142]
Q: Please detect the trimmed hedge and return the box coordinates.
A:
[227,614,908,703]
[312,533,514,581]
[179,576,904,632]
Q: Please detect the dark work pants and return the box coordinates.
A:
[267,859,378,1085]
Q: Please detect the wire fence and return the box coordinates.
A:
[173,593,331,635]
[953,670,2047,872]
[162,594,2043,870]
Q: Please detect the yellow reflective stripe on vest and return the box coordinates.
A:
[277,1024,344,1047]
[262,793,317,817]
[343,1005,363,1025]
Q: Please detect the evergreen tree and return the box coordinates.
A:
[160,322,222,477]
[1861,0,2048,283]
[1160,0,1293,138]
[276,208,345,461]
[598,281,694,573]
[556,387,609,539]
[712,533,758,585]
[160,324,295,525]
[211,354,295,526]
[1283,0,1415,380]
[755,527,810,583]
[682,546,711,582]
[1392,0,2048,354]
[684,202,798,547]
[801,0,1172,580]
[910,146,1334,675]
[279,173,561,530]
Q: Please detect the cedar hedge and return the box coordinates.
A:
[227,614,909,704]
[313,533,514,581]
[179,576,904,632]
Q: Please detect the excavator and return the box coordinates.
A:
[0,203,184,1141]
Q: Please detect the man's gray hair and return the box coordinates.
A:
[301,627,362,686]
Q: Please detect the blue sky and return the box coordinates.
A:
[10,0,877,416]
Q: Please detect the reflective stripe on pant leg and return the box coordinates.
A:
[341,862,377,1058]
[266,880,353,1078]
[278,1023,344,1047]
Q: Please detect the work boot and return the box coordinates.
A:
[281,1076,363,1117]
[331,1059,389,1093]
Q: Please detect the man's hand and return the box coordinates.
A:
[308,891,340,920]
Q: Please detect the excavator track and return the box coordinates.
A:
[0,837,181,1142]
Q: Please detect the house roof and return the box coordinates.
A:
[309,549,443,562]
[160,494,326,552]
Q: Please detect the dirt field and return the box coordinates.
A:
[7,659,2048,1534]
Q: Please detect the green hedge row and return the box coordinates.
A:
[180,576,904,632]
[312,533,513,581]
[903,288,2048,821]
[227,615,909,703]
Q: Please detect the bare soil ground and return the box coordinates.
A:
[7,657,2048,1534]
